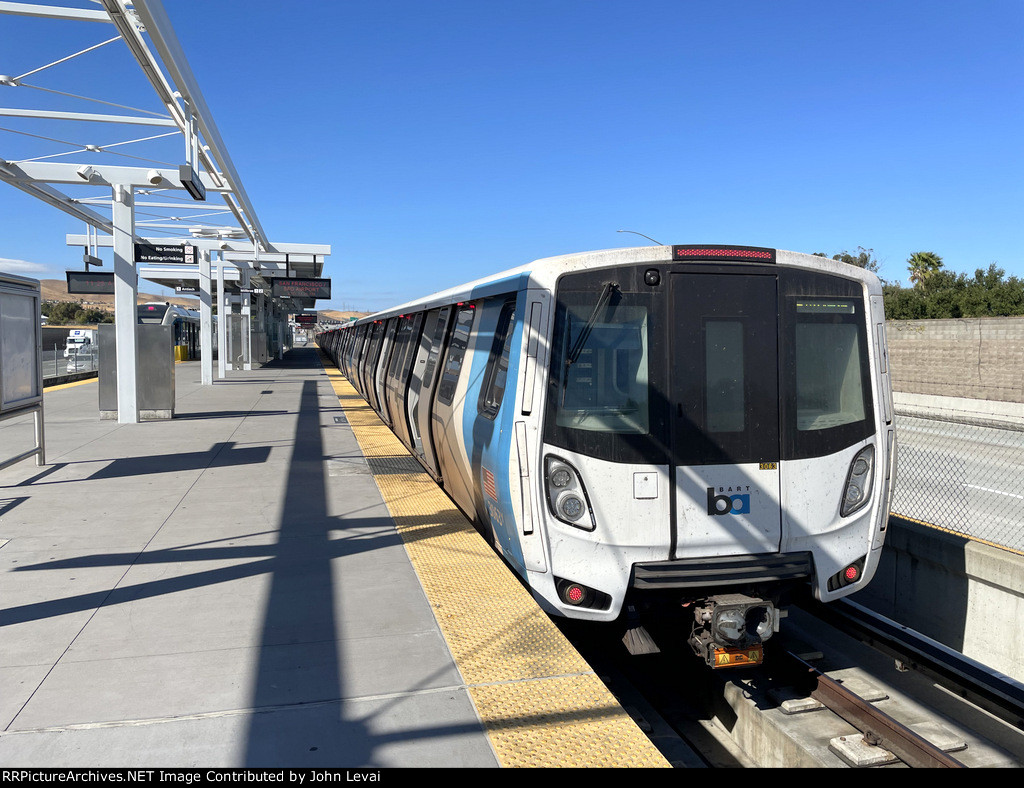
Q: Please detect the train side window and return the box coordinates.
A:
[380,319,399,378]
[436,305,476,407]
[364,321,386,405]
[387,315,415,385]
[478,298,516,420]
[396,312,424,387]
[422,307,451,391]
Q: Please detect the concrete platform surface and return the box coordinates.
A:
[0,350,500,768]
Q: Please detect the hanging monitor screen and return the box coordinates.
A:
[271,278,331,299]
[66,271,115,295]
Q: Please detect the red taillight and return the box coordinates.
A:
[565,584,585,605]
[844,564,860,582]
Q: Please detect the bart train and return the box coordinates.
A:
[137,302,213,361]
[317,245,896,668]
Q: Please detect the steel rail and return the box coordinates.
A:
[805,597,1024,733]
[785,651,966,768]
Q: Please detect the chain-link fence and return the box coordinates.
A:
[41,345,99,379]
[891,412,1024,554]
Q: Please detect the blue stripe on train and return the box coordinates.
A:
[463,291,527,576]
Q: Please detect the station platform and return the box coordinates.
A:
[0,347,669,768]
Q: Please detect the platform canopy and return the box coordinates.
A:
[0,0,330,289]
[0,1,331,422]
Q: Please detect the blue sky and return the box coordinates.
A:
[1,1,1022,312]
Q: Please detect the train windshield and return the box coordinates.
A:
[783,288,874,459]
[550,290,650,435]
[793,300,866,431]
[545,273,664,465]
[544,265,873,465]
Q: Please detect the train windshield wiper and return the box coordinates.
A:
[567,282,618,366]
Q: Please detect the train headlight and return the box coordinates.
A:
[841,445,875,517]
[556,491,585,521]
[544,456,596,531]
[550,467,572,489]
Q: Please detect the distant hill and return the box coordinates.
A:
[317,310,371,323]
[40,278,198,311]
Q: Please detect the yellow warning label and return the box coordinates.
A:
[713,646,763,668]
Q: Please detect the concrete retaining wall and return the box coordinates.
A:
[887,317,1024,403]
[855,518,1024,682]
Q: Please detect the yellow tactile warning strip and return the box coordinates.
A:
[319,353,670,768]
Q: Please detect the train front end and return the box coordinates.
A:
[533,245,895,667]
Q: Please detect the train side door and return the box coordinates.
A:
[375,318,399,425]
[431,304,478,517]
[670,272,782,558]
[410,306,451,479]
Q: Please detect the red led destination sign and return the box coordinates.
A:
[66,271,115,295]
[671,245,776,263]
[295,314,317,325]
[271,278,331,299]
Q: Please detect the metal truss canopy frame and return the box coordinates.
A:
[1,1,332,424]
[0,0,287,254]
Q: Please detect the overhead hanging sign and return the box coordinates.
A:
[294,314,317,325]
[66,271,115,295]
[271,278,331,299]
[134,243,197,264]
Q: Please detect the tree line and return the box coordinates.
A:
[42,301,114,325]
[814,248,1024,320]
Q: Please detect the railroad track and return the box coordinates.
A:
[559,601,1024,768]
[771,649,967,767]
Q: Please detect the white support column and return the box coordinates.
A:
[241,267,252,370]
[226,296,234,370]
[112,183,139,424]
[216,253,226,379]
[277,305,285,359]
[198,248,213,385]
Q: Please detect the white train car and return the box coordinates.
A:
[137,302,215,360]
[318,245,895,668]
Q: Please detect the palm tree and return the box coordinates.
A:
[907,251,944,288]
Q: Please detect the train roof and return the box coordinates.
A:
[347,245,882,325]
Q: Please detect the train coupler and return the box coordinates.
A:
[687,593,778,668]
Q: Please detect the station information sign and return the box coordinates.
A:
[0,272,43,414]
[295,314,317,325]
[271,278,331,299]
[66,271,115,295]
[133,243,197,264]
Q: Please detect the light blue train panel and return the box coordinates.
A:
[464,292,527,575]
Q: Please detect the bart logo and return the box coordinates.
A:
[707,487,750,516]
